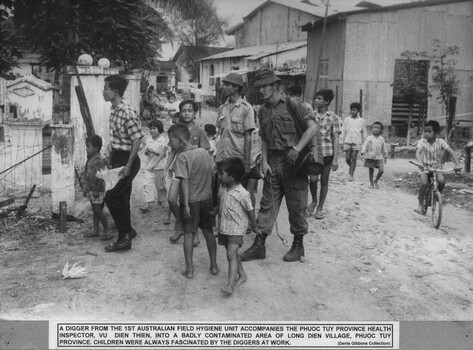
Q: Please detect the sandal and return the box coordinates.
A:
[163,217,171,225]
[314,212,325,220]
[170,232,184,243]
[305,202,317,216]
[100,232,114,241]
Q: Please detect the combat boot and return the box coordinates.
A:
[283,235,304,262]
[240,234,267,261]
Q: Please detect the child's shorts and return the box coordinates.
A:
[218,234,243,247]
[364,159,384,170]
[343,143,362,151]
[87,192,105,204]
[180,198,214,233]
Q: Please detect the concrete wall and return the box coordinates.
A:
[234,3,314,48]
[69,66,141,169]
[0,121,45,190]
[5,75,54,122]
[50,124,75,213]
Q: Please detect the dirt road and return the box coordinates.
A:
[1,109,472,322]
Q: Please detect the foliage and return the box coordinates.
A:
[429,39,459,112]
[168,0,228,80]
[12,0,175,72]
[0,19,22,75]
[392,52,431,104]
[0,0,22,74]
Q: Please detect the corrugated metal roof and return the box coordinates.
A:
[242,0,384,21]
[199,41,307,61]
[244,42,307,60]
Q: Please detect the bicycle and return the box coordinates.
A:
[409,161,460,229]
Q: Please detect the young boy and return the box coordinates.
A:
[307,89,341,219]
[361,122,387,189]
[342,102,367,182]
[83,135,111,240]
[217,157,258,295]
[415,120,461,213]
[168,123,218,279]
[204,123,219,159]
[163,100,210,245]
[140,120,168,212]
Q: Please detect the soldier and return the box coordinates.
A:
[240,69,317,262]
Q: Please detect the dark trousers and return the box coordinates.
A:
[257,151,308,236]
[104,149,140,235]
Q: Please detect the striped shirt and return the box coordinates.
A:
[416,138,450,168]
[219,184,253,236]
[361,135,387,160]
[313,111,342,157]
[109,99,145,151]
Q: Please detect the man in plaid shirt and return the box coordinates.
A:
[306,89,341,219]
[103,74,145,252]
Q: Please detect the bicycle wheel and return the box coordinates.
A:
[431,190,442,229]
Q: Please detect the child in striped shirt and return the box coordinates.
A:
[415,120,461,214]
[217,157,259,296]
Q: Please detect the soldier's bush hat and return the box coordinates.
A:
[253,68,281,87]
[222,73,244,88]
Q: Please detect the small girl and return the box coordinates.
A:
[361,121,387,189]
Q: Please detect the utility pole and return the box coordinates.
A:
[311,0,330,107]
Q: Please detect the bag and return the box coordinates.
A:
[285,97,324,176]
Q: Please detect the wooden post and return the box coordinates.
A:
[311,0,330,107]
[59,201,67,233]
[390,144,396,159]
[465,146,472,173]
[359,89,363,118]
[73,65,95,136]
[335,85,339,115]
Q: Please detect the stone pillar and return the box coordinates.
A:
[125,71,142,114]
[68,66,119,169]
[50,124,75,214]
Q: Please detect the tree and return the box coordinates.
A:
[12,0,173,72]
[0,0,22,75]
[168,0,228,80]
[392,51,430,146]
[393,40,459,144]
[430,39,459,143]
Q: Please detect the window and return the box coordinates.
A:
[0,126,4,142]
[319,60,329,89]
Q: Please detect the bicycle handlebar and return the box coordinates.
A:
[409,161,460,173]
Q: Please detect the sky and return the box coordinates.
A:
[160,0,417,60]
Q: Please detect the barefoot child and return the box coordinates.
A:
[217,157,258,295]
[140,120,168,212]
[83,135,111,240]
[168,123,219,279]
[342,102,367,181]
[415,120,461,213]
[361,121,387,189]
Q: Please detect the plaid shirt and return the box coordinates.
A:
[312,111,341,157]
[219,184,253,236]
[109,99,145,151]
